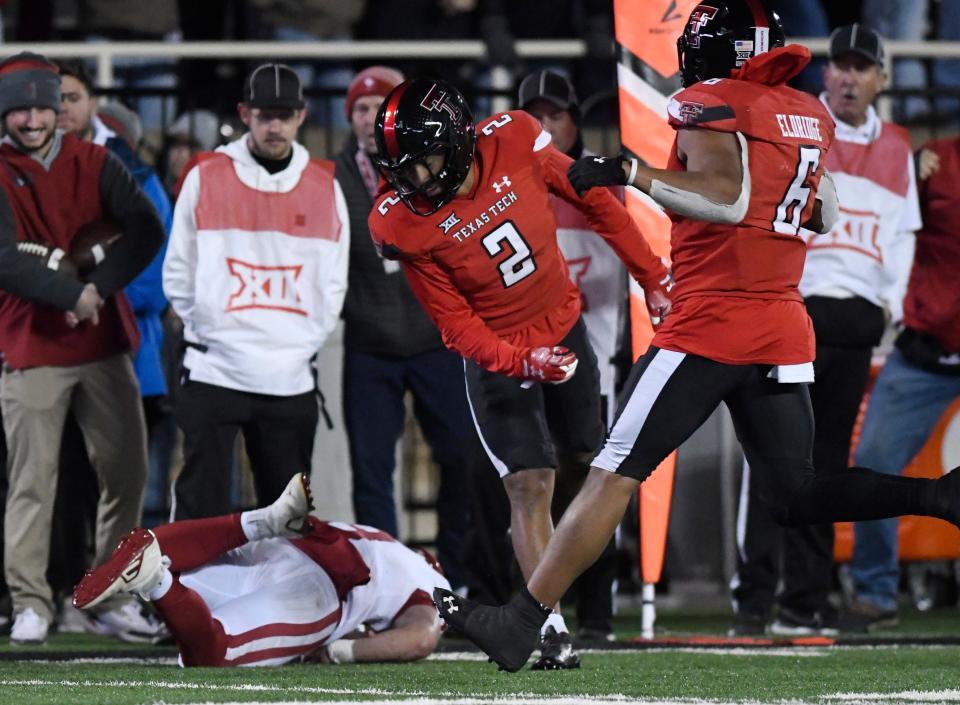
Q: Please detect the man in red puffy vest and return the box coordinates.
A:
[0,51,164,645]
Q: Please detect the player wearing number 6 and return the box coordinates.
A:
[368,78,670,668]
[435,0,960,672]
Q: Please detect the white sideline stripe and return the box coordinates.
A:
[146,701,742,705]
[827,690,960,702]
[22,643,931,668]
[5,679,959,705]
[170,701,743,705]
[616,63,670,117]
[617,647,827,657]
[430,648,828,660]
[0,679,415,696]
[21,656,179,665]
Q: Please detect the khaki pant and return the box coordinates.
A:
[1,354,147,621]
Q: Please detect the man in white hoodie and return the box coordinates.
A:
[163,63,350,521]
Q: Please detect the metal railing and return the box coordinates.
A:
[0,39,588,87]
[7,36,960,126]
[5,37,960,86]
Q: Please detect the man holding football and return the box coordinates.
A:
[367,76,671,668]
[434,0,960,671]
[0,51,164,645]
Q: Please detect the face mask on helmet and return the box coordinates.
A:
[373,79,476,216]
[677,0,786,87]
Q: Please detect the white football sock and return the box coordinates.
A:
[240,508,271,541]
[542,612,568,635]
[146,564,173,601]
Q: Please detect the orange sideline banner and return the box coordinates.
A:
[834,376,960,562]
[614,0,699,589]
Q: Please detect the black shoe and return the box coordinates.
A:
[577,623,615,643]
[433,587,545,672]
[834,600,899,633]
[531,626,581,670]
[769,607,838,637]
[728,611,768,637]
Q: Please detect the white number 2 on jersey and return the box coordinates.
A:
[481,221,536,288]
[481,114,513,136]
[773,145,821,235]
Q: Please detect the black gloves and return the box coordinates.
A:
[567,155,629,197]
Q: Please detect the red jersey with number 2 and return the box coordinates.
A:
[369,110,666,377]
[653,46,836,365]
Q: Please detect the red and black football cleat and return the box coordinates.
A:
[73,528,164,610]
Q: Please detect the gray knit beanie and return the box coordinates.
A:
[0,52,61,117]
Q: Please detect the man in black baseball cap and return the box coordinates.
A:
[243,62,305,111]
[823,23,887,128]
[517,70,582,155]
[829,23,885,68]
[238,62,306,163]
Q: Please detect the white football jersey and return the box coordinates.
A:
[177,523,449,667]
[325,522,451,639]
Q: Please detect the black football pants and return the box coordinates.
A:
[173,380,318,520]
[605,346,934,528]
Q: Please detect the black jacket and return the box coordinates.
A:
[334,137,443,357]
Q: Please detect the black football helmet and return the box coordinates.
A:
[372,79,476,216]
[677,0,786,87]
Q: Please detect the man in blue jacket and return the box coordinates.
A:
[50,60,172,643]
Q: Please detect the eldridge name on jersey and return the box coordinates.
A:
[655,47,838,368]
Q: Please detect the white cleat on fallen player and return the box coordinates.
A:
[243,472,316,540]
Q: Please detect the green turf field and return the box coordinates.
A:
[1,606,959,705]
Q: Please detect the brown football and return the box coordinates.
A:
[16,240,79,279]
[71,220,122,275]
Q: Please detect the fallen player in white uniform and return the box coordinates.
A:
[73,474,449,666]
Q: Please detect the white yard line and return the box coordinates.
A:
[19,656,180,665]
[160,700,746,705]
[0,679,411,696]
[3,678,958,705]
[825,691,960,702]
[429,648,830,660]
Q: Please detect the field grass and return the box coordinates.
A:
[1,606,959,705]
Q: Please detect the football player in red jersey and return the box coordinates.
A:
[368,78,671,668]
[435,0,960,672]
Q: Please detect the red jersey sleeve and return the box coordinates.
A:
[367,196,409,259]
[537,145,667,289]
[400,254,527,376]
